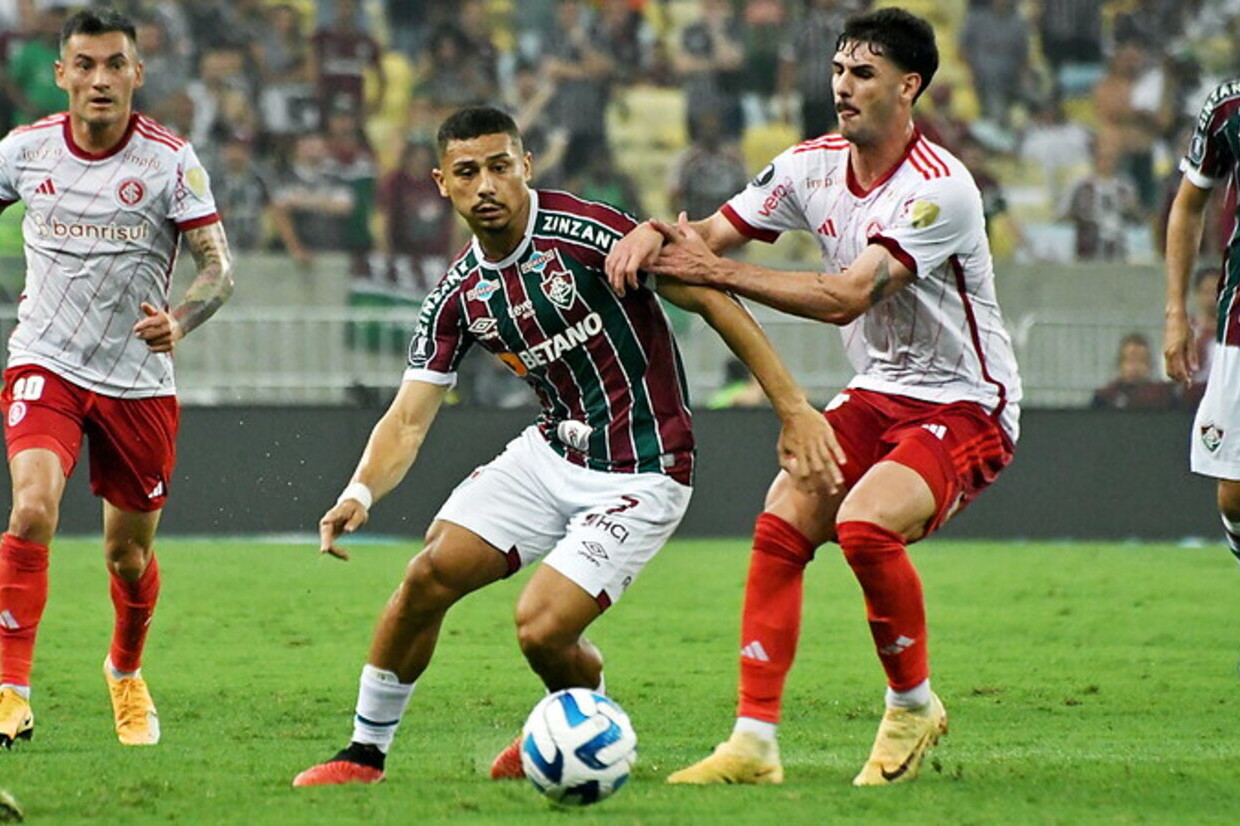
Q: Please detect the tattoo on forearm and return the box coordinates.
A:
[868,258,891,307]
[174,223,235,336]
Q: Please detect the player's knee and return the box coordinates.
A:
[399,549,469,609]
[515,612,570,665]
[836,503,921,542]
[7,498,58,542]
[104,539,152,580]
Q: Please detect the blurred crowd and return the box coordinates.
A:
[2,0,1239,406]
[2,0,1237,280]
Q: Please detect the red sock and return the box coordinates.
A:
[837,520,928,692]
[0,533,49,687]
[109,555,160,673]
[737,513,816,723]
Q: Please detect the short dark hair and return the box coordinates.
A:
[60,7,137,52]
[436,107,523,157]
[837,8,938,102]
[1119,332,1151,357]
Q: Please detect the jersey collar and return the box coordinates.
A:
[473,189,539,271]
[846,127,921,198]
[62,112,138,161]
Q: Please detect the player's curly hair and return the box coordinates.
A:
[836,7,939,102]
[436,107,524,157]
[59,7,137,52]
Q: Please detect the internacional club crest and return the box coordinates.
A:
[116,178,146,208]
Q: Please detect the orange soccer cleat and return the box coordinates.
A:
[293,743,386,787]
[489,734,525,779]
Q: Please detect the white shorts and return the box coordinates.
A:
[434,425,693,607]
[1191,344,1240,479]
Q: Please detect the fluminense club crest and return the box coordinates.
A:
[1201,423,1224,453]
[540,262,576,309]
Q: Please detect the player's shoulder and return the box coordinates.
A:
[534,189,637,253]
[894,137,983,223]
[1194,77,1240,128]
[438,242,482,292]
[129,113,193,156]
[902,134,969,183]
[1,113,68,149]
[1202,77,1240,112]
[537,189,637,229]
[790,133,850,157]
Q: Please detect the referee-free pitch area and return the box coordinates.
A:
[1,536,1237,825]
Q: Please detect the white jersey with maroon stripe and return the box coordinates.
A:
[722,131,1022,441]
[0,112,220,397]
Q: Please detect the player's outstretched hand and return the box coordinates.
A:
[645,212,717,287]
[1162,310,1196,387]
[605,220,664,296]
[777,403,846,496]
[133,302,184,353]
[319,500,369,561]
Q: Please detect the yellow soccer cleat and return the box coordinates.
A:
[0,689,33,749]
[667,731,784,785]
[852,692,947,786]
[103,659,160,746]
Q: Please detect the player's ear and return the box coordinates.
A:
[431,167,448,197]
[133,58,145,89]
[53,60,67,91]
[902,72,922,104]
[523,151,533,181]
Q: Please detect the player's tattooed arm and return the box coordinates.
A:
[868,257,892,308]
[173,222,236,337]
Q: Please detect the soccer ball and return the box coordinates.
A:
[520,688,638,806]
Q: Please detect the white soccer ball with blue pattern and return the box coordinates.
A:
[520,688,637,806]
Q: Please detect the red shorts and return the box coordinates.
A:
[826,388,1013,535]
[1,365,179,512]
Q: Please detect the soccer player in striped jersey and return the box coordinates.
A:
[292,106,839,787]
[0,8,234,748]
[609,8,1022,786]
[1165,79,1240,613]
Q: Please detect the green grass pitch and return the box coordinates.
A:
[0,536,1237,825]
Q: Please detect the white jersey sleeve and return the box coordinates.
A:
[871,173,986,280]
[0,137,18,204]
[720,145,816,241]
[168,142,218,228]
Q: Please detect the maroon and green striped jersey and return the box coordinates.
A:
[405,189,695,485]
[1182,78,1240,347]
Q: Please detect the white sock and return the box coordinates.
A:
[105,657,139,680]
[733,716,777,742]
[886,679,932,710]
[0,684,29,700]
[594,672,606,696]
[351,664,415,753]
[1222,515,1240,565]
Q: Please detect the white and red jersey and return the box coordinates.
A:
[0,112,220,398]
[722,130,1022,441]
